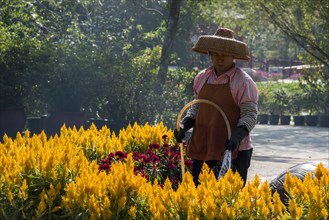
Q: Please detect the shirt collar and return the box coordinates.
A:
[208,63,236,78]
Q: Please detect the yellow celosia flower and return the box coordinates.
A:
[174,172,199,219]
[18,179,29,201]
[261,203,270,216]
[2,122,329,219]
[283,171,294,193]
[7,191,13,202]
[118,196,127,210]
[62,182,77,208]
[202,195,217,219]
[314,162,328,180]
[87,194,102,219]
[128,206,137,219]
[272,192,286,216]
[321,208,328,219]
[35,190,47,218]
[220,201,235,219]
[45,183,58,206]
[289,199,303,219]
[101,197,112,217]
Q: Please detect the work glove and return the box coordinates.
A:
[174,116,195,143]
[225,125,249,151]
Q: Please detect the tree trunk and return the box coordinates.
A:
[156,0,183,95]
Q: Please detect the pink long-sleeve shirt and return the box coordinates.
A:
[186,65,259,150]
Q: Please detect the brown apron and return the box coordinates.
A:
[187,78,240,161]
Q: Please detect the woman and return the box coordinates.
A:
[175,28,258,186]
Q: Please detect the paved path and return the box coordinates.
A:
[248,125,329,183]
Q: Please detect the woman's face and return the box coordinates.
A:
[209,52,234,76]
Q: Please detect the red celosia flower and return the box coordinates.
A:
[164,147,169,156]
[108,153,115,160]
[143,157,151,163]
[151,154,160,163]
[100,140,192,190]
[169,178,179,186]
[115,151,127,159]
[170,152,180,161]
[139,154,147,160]
[146,149,153,155]
[170,146,178,152]
[132,152,139,158]
[184,159,193,167]
[135,170,149,180]
[150,143,160,150]
[168,163,177,169]
[100,159,109,164]
[99,164,111,172]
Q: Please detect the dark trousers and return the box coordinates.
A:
[192,148,253,187]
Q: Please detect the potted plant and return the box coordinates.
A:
[290,100,305,126]
[266,86,281,125]
[317,85,329,127]
[287,83,306,126]
[256,83,269,124]
[302,85,320,126]
[272,87,291,125]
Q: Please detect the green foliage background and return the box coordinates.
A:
[0,0,328,130]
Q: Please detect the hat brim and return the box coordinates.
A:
[192,35,250,61]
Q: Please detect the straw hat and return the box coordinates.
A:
[192,28,250,60]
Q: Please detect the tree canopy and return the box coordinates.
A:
[1,0,328,129]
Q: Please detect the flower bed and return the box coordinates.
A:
[0,123,328,219]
